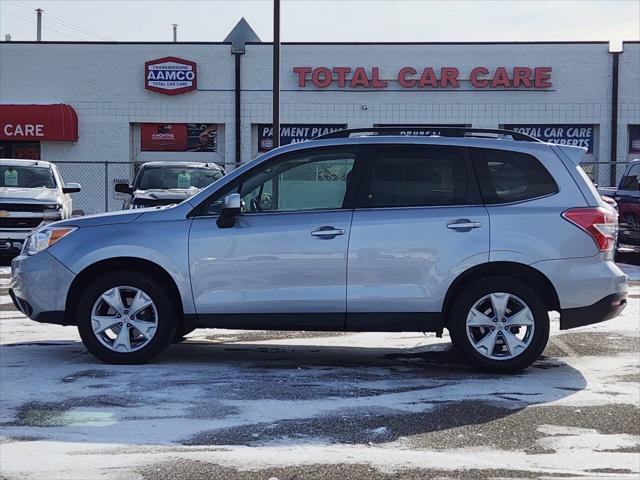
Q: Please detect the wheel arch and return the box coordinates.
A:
[442,261,560,326]
[65,257,186,326]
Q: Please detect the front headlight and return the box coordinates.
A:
[23,227,77,256]
[44,203,63,211]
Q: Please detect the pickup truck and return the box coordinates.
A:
[0,159,81,257]
[598,159,640,251]
[114,161,224,209]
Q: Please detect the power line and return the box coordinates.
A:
[11,0,112,40]
[0,9,88,41]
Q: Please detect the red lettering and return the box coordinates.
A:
[470,67,489,88]
[371,67,388,88]
[440,67,459,88]
[292,67,311,87]
[512,67,532,88]
[419,67,438,88]
[312,67,332,88]
[350,67,370,88]
[332,67,351,88]
[491,67,512,88]
[398,67,417,88]
[534,67,552,88]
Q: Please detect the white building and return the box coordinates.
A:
[1,20,638,212]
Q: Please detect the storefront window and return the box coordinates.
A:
[0,141,41,160]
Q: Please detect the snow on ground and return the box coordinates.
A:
[0,265,639,480]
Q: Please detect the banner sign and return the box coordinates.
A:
[292,66,552,90]
[503,124,595,152]
[0,104,78,141]
[629,125,640,153]
[141,123,217,152]
[374,124,468,136]
[258,124,347,151]
[145,57,197,95]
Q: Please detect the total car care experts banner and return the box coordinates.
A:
[258,124,346,151]
[141,124,217,152]
[503,124,595,153]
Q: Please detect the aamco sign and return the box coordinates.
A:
[145,56,197,95]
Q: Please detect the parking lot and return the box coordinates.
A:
[0,264,638,480]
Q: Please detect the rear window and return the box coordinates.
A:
[472,149,558,204]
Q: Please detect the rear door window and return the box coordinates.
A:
[472,148,558,204]
[359,145,470,208]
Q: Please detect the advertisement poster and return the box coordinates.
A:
[629,125,640,154]
[141,123,217,152]
[503,124,595,153]
[258,124,346,151]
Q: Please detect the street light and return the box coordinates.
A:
[272,0,281,148]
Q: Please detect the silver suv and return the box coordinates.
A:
[9,128,628,372]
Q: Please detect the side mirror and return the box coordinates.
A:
[216,193,241,229]
[115,183,133,195]
[63,183,81,194]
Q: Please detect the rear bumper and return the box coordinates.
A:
[560,292,628,330]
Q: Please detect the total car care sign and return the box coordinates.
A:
[145,57,197,95]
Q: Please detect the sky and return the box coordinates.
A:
[0,0,638,48]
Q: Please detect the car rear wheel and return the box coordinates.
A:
[76,271,178,364]
[448,277,549,373]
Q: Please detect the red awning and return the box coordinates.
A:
[0,104,78,142]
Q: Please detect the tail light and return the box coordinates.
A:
[562,207,617,252]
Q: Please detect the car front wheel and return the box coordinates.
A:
[448,277,549,373]
[76,271,178,364]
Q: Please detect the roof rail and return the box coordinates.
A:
[314,126,542,143]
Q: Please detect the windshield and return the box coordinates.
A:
[136,166,223,190]
[0,165,56,188]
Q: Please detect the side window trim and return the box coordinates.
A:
[354,143,480,209]
[190,145,364,217]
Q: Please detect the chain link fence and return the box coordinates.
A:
[52,160,631,216]
[55,161,137,215]
[580,162,630,189]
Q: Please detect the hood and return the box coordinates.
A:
[53,208,147,228]
[133,188,200,201]
[0,187,60,204]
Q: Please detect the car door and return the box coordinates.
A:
[189,146,361,329]
[346,143,490,331]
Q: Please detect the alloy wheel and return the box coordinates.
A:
[465,292,535,361]
[91,286,158,353]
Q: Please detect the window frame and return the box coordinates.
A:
[353,143,482,210]
[189,145,366,218]
[470,147,560,206]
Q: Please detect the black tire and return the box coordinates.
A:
[172,326,195,343]
[76,271,179,364]
[448,276,549,373]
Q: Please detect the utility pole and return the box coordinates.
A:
[172,24,178,42]
[272,0,280,148]
[36,8,43,42]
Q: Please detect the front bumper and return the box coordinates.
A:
[9,251,75,325]
[560,292,628,330]
[0,229,30,254]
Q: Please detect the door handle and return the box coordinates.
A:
[447,219,482,231]
[311,226,345,237]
